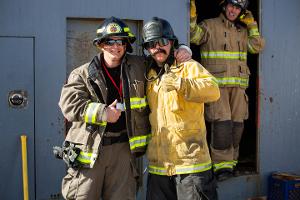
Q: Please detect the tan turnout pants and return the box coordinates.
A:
[205,87,248,171]
[205,87,248,122]
[62,142,138,200]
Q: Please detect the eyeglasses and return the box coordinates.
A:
[104,39,127,46]
[144,38,170,49]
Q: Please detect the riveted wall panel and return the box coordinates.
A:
[0,37,35,200]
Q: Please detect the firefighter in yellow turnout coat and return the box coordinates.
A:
[190,0,265,181]
[143,17,220,200]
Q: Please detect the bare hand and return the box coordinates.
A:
[106,99,121,123]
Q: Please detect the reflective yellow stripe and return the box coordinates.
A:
[130,96,148,109]
[233,160,238,166]
[148,166,167,175]
[124,27,134,38]
[216,77,249,87]
[213,161,235,172]
[198,26,203,35]
[201,51,247,60]
[148,162,212,175]
[129,134,152,150]
[249,28,260,37]
[85,103,97,123]
[76,152,93,164]
[84,103,107,126]
[124,27,129,32]
[247,42,256,54]
[190,25,204,44]
[211,77,219,87]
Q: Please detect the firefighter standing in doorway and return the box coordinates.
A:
[57,16,192,199]
[190,0,265,181]
[143,17,220,200]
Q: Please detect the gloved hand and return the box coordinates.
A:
[174,45,192,63]
[239,10,256,26]
[160,72,182,92]
[190,0,197,18]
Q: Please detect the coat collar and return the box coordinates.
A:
[88,53,128,81]
[88,54,102,81]
[219,13,236,29]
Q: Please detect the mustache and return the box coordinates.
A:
[151,48,167,56]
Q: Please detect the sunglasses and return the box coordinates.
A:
[144,38,170,49]
[104,39,127,46]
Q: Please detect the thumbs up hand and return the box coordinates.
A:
[106,99,121,123]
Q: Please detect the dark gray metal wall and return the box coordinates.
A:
[0,0,188,199]
[0,0,300,199]
[260,0,300,194]
[0,37,35,199]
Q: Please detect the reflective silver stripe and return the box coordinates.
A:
[201,51,247,60]
[175,162,212,174]
[85,103,98,123]
[129,134,151,150]
[84,103,107,126]
[130,96,148,109]
[216,77,249,87]
[148,162,212,175]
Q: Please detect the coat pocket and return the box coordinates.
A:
[239,65,251,78]
[66,122,91,145]
[207,64,227,78]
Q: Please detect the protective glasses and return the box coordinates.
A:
[144,38,169,49]
[104,39,127,46]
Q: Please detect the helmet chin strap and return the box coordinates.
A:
[162,46,175,73]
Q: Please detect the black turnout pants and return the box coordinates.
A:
[146,170,218,200]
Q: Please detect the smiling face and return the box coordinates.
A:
[146,38,172,66]
[225,3,242,22]
[99,36,127,64]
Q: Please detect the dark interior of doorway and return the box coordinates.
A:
[190,0,260,176]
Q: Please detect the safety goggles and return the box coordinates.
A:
[144,38,170,49]
[104,39,127,46]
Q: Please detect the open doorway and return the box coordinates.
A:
[190,0,260,175]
